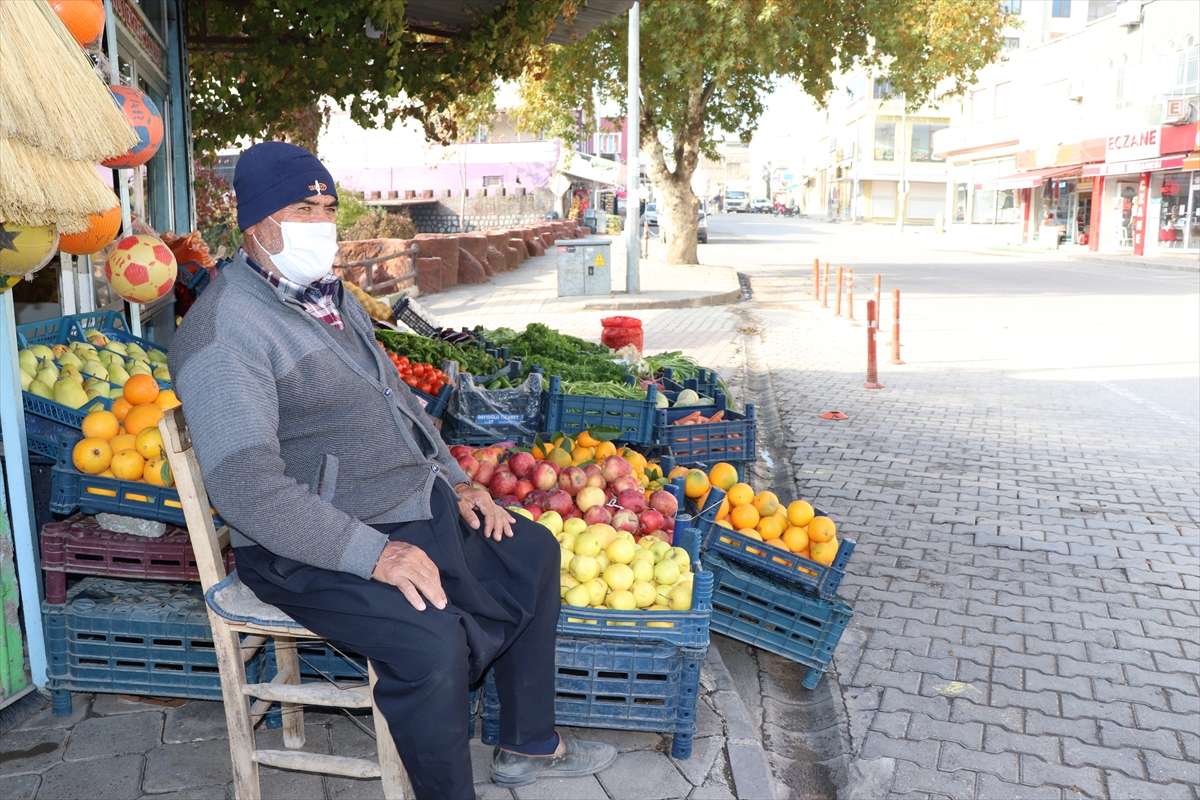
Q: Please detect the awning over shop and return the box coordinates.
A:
[558,150,626,186]
[976,165,1079,191]
[1082,156,1185,177]
[1184,152,1200,172]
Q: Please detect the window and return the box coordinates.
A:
[467,125,489,143]
[846,75,866,104]
[971,88,991,123]
[994,82,1013,118]
[874,122,895,161]
[1115,54,1129,109]
[1052,0,1071,18]
[873,77,894,99]
[482,175,502,187]
[1178,36,1199,94]
[1003,37,1020,50]
[1001,0,1022,13]
[599,133,620,154]
[910,124,947,162]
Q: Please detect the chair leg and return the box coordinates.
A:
[368,661,414,800]
[272,636,306,749]
[210,616,261,800]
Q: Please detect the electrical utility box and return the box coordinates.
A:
[555,238,612,297]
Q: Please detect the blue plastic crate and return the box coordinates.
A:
[541,376,658,445]
[406,381,452,419]
[0,413,74,459]
[687,485,855,601]
[702,553,853,690]
[558,567,713,649]
[50,431,222,528]
[23,389,114,429]
[659,367,721,400]
[15,316,83,347]
[480,637,706,759]
[43,576,268,715]
[655,396,755,467]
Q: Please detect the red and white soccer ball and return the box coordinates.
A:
[105,234,177,303]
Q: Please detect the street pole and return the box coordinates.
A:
[626,2,640,292]
[896,92,907,234]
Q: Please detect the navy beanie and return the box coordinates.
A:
[233,142,338,230]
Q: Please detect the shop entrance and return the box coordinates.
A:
[1158,170,1200,251]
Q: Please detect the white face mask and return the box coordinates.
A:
[253,217,339,285]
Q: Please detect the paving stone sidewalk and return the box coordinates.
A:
[744,253,1200,800]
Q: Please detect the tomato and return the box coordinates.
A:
[397,356,410,366]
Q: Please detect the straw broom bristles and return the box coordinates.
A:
[0,0,137,163]
[0,138,119,234]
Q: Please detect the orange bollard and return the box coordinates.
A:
[835,267,844,316]
[822,262,830,308]
[863,300,884,389]
[847,269,858,325]
[874,274,882,323]
[813,258,820,300]
[889,288,905,365]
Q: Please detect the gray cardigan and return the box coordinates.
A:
[169,253,470,579]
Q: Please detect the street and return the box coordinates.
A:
[696,213,1200,799]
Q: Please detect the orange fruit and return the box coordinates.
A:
[787,500,815,527]
[110,448,145,481]
[531,444,545,460]
[135,427,165,460]
[708,462,739,492]
[143,457,173,487]
[123,403,164,436]
[667,465,689,480]
[810,539,839,566]
[72,437,113,474]
[109,433,137,453]
[81,410,120,441]
[684,469,710,499]
[110,396,133,422]
[594,441,617,459]
[752,491,779,518]
[697,488,711,510]
[123,373,160,405]
[575,430,600,447]
[782,526,810,553]
[764,537,788,550]
[757,514,786,541]
[726,482,754,507]
[737,528,763,541]
[153,389,181,410]
[716,519,733,529]
[571,445,595,463]
[730,503,760,531]
[714,496,731,521]
[807,516,837,544]
[97,468,115,478]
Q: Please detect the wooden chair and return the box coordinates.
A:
[159,408,412,800]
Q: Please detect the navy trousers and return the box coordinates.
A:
[234,480,561,800]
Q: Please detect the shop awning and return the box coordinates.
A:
[1184,152,1200,172]
[557,150,626,186]
[1082,156,1185,177]
[976,166,1080,191]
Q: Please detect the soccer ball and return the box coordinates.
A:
[105,235,177,303]
[101,87,164,169]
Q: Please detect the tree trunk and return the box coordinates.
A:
[643,129,699,265]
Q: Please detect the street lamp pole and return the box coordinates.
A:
[626,2,640,292]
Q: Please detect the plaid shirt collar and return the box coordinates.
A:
[244,251,344,330]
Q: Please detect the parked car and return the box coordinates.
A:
[644,202,658,226]
[661,206,708,245]
[751,198,771,213]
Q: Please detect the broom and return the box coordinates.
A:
[0,138,119,234]
[0,0,136,163]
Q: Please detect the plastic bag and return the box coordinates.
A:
[601,315,643,353]
[447,371,543,443]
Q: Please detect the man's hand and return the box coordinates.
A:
[454,484,516,542]
[371,541,446,611]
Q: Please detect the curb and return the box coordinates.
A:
[1061,253,1200,273]
[702,645,781,800]
[581,287,743,311]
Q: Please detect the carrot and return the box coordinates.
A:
[674,411,703,425]
[707,411,724,423]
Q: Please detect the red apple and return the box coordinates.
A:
[610,475,641,496]
[522,504,543,520]
[602,454,633,482]
[611,509,639,534]
[638,509,665,533]
[525,489,547,508]
[474,448,500,466]
[647,490,678,518]
[494,494,519,507]
[508,451,536,479]
[582,463,603,479]
[558,466,587,497]
[584,471,606,489]
[474,460,496,487]
[616,489,646,514]
[515,479,534,503]
[544,489,574,516]
[563,506,582,520]
[449,445,472,459]
[532,461,559,492]
[489,472,517,499]
[583,504,613,526]
[662,516,676,534]
[456,455,479,478]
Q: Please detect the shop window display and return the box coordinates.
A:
[1158,171,1200,251]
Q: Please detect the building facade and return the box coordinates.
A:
[934,0,1200,254]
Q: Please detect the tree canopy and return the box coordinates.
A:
[186,0,576,156]
[515,0,1009,263]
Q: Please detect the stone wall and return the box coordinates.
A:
[406,187,557,234]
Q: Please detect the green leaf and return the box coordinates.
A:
[587,426,623,442]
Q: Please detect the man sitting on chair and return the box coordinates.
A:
[169,142,616,799]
